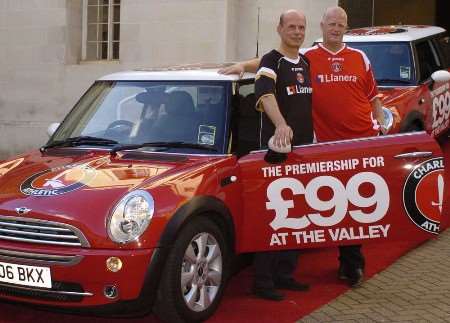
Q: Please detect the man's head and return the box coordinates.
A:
[277,9,306,50]
[321,6,347,48]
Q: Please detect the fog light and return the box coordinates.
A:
[104,285,119,299]
[106,257,123,272]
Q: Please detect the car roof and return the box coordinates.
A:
[98,63,255,81]
[315,25,446,43]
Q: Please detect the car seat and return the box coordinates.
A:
[146,91,197,142]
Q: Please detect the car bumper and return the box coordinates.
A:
[0,242,155,308]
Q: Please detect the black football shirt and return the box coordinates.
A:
[255,49,313,148]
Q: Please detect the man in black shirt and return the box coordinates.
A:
[252,9,313,301]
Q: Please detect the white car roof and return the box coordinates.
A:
[315,25,446,43]
[98,63,255,81]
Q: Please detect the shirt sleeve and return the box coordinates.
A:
[255,52,278,111]
[363,56,379,102]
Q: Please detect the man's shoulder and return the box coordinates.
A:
[261,49,283,61]
[344,45,368,58]
[344,45,371,69]
[299,45,320,56]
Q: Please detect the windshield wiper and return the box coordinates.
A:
[41,136,119,152]
[110,141,218,156]
[377,79,413,85]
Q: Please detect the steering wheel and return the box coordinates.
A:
[104,120,135,140]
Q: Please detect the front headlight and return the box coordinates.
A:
[107,190,155,244]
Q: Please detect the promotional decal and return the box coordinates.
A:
[260,156,390,246]
[403,157,444,234]
[430,83,450,137]
[20,159,105,197]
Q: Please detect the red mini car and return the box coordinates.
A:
[340,25,450,133]
[0,65,448,322]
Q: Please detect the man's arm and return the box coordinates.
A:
[371,97,384,128]
[218,58,261,76]
[372,97,401,134]
[259,95,293,148]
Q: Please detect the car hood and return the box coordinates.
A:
[378,86,418,106]
[0,149,218,246]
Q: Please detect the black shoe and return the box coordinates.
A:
[275,278,310,291]
[338,264,348,280]
[338,265,364,287]
[252,287,284,301]
[347,268,364,288]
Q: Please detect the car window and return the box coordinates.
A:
[415,40,442,82]
[52,81,230,153]
[344,42,415,86]
[435,34,450,68]
[231,82,260,157]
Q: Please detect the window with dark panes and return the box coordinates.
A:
[436,35,450,68]
[84,0,120,60]
[415,41,441,82]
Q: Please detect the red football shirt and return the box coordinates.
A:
[301,43,380,142]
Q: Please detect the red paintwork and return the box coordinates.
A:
[379,71,450,133]
[379,86,425,132]
[238,132,444,252]
[0,133,447,308]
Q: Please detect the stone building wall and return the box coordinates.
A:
[0,0,335,159]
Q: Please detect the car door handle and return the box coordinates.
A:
[394,151,433,159]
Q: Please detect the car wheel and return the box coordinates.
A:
[403,121,423,132]
[154,217,229,323]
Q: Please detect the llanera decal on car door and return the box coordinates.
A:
[261,156,390,246]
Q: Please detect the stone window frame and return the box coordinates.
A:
[82,0,120,61]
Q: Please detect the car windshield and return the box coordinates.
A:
[345,42,416,86]
[50,81,229,154]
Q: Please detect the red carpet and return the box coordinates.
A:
[0,239,425,323]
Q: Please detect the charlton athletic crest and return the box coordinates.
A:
[331,62,343,73]
[20,161,99,197]
[403,157,444,234]
[296,72,305,84]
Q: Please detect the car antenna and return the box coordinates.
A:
[256,6,261,58]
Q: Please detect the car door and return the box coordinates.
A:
[237,133,444,253]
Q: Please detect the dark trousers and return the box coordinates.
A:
[253,250,299,290]
[338,244,365,269]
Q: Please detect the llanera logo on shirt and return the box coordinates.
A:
[286,85,313,95]
[317,74,357,83]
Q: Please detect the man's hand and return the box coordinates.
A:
[218,63,245,77]
[388,107,401,127]
[273,124,293,149]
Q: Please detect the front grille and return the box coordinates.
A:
[0,249,82,266]
[0,215,89,247]
[0,281,90,302]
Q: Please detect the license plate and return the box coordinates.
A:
[0,261,52,288]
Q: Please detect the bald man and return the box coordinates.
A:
[252,9,312,301]
[219,6,395,287]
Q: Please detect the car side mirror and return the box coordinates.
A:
[429,70,450,89]
[431,70,450,82]
[47,122,60,137]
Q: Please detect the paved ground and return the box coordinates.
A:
[299,229,450,323]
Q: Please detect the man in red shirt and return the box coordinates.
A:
[219,6,398,287]
[301,6,383,142]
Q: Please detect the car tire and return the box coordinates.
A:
[403,121,423,132]
[154,216,229,323]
